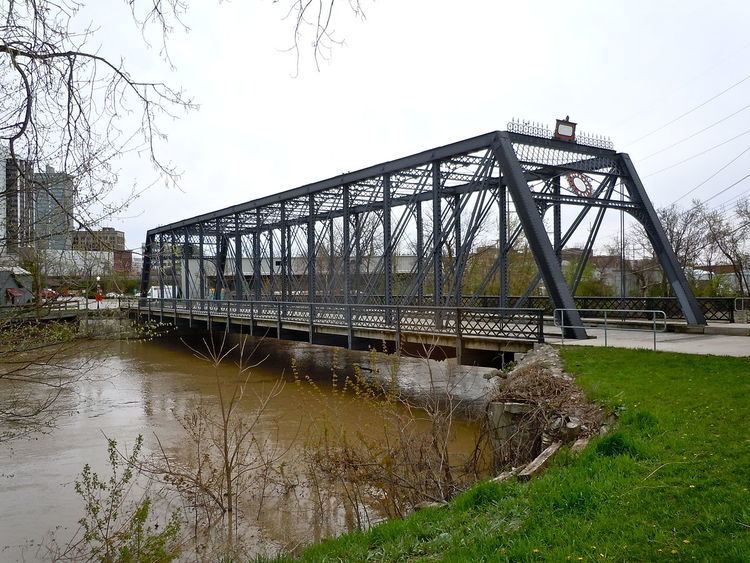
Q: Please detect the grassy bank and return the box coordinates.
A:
[293,347,750,561]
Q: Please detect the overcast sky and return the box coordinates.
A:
[82,0,750,250]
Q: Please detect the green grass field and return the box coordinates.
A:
[293,347,750,562]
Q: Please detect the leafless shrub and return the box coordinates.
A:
[139,330,291,559]
[297,341,492,526]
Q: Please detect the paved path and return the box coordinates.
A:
[546,326,750,357]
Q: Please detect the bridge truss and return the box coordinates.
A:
[140,127,706,339]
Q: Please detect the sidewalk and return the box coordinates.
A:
[546,325,750,357]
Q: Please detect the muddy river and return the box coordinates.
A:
[0,333,494,560]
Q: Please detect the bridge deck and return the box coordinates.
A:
[122,298,544,356]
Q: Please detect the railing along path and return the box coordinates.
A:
[120,297,545,345]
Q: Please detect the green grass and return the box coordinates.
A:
[291,347,750,562]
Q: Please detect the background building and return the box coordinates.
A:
[3,155,35,254]
[34,165,76,250]
[0,266,33,305]
[72,226,125,251]
[2,156,75,254]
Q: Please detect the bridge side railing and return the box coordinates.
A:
[0,299,81,320]
[120,298,545,343]
[554,308,667,351]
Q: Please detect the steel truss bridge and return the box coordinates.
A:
[137,126,706,354]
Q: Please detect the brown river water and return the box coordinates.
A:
[0,330,495,560]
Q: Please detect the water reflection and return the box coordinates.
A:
[0,334,491,560]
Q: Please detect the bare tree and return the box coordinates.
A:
[703,201,750,296]
[0,1,369,440]
[624,202,708,295]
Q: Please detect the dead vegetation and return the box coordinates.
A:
[487,344,610,469]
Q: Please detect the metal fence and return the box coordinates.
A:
[0,300,81,320]
[516,296,734,322]
[554,308,667,351]
[120,297,545,344]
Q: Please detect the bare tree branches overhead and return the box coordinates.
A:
[0,1,368,246]
[1,1,194,204]
[280,0,366,74]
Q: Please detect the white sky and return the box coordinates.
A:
[82,0,750,251]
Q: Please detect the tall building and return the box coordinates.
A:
[71,226,126,251]
[2,155,75,254]
[34,165,76,250]
[2,155,35,254]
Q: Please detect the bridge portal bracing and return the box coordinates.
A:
[140,127,706,340]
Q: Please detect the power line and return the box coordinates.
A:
[710,188,750,212]
[692,173,750,209]
[641,101,750,162]
[624,71,750,146]
[612,39,750,130]
[671,142,750,203]
[644,127,750,178]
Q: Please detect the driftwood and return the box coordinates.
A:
[517,442,562,481]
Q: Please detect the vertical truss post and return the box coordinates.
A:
[308,194,316,342]
[432,161,443,307]
[493,134,586,339]
[432,161,443,328]
[383,174,393,323]
[328,217,335,301]
[183,227,190,300]
[620,183,626,298]
[269,225,275,299]
[499,185,508,308]
[354,212,361,301]
[280,202,289,302]
[253,210,261,301]
[343,185,352,348]
[553,177,562,262]
[170,234,177,299]
[234,215,243,301]
[453,193,462,306]
[158,233,164,300]
[619,154,706,325]
[416,202,424,306]
[198,224,205,301]
[214,219,224,300]
[140,234,153,297]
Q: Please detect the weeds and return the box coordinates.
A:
[47,435,181,562]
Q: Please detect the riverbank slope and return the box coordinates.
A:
[292,347,750,561]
